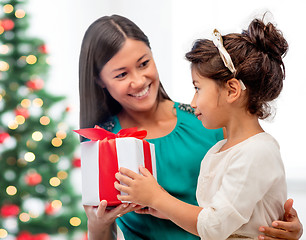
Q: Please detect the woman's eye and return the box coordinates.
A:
[194,87,199,92]
[139,60,149,68]
[115,72,127,79]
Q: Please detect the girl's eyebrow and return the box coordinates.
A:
[112,54,148,73]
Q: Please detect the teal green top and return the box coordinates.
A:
[99,102,224,240]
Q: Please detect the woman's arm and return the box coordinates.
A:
[115,166,202,236]
[84,200,141,240]
[258,199,303,240]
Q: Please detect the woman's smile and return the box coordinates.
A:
[129,84,150,98]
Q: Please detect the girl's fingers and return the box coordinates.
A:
[114,181,130,194]
[115,172,134,185]
[119,167,139,179]
[139,165,151,177]
[117,194,130,202]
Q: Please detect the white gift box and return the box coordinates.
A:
[81,137,156,206]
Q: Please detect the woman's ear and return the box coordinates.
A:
[95,76,106,88]
[225,78,242,103]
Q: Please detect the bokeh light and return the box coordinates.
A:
[70,217,81,227]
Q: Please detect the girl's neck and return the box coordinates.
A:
[220,113,264,152]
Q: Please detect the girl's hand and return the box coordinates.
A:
[258,199,303,240]
[114,166,163,207]
[84,200,141,240]
[135,207,169,220]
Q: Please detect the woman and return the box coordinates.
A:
[79,15,303,240]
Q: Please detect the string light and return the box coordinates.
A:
[0,229,8,239]
[3,4,14,13]
[49,177,61,187]
[49,154,59,163]
[0,61,9,71]
[26,55,37,64]
[56,130,66,139]
[21,99,31,108]
[15,115,25,125]
[6,186,17,195]
[57,171,68,180]
[8,120,18,130]
[17,158,27,167]
[33,98,43,107]
[32,131,43,141]
[51,200,62,209]
[51,137,62,147]
[40,116,50,125]
[19,212,30,222]
[58,227,68,234]
[69,217,81,227]
[0,44,9,54]
[24,152,35,162]
[15,9,26,19]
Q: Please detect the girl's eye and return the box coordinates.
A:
[194,87,199,92]
[139,60,150,68]
[115,72,127,79]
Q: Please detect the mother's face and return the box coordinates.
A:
[99,38,160,114]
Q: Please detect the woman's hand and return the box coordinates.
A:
[84,200,141,240]
[258,199,303,240]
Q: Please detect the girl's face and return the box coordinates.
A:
[190,68,228,129]
[100,38,160,114]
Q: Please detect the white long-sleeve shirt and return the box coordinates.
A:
[196,132,287,240]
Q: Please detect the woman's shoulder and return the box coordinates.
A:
[176,102,195,115]
[97,117,116,132]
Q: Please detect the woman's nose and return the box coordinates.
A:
[130,72,146,88]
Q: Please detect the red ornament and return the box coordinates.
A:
[65,106,71,112]
[33,233,50,240]
[44,202,60,215]
[16,231,31,240]
[38,44,48,54]
[17,231,50,240]
[0,132,10,144]
[72,157,81,168]
[0,19,15,31]
[0,204,20,217]
[26,78,44,91]
[15,107,30,119]
[25,172,42,186]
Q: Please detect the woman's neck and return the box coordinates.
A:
[118,100,177,139]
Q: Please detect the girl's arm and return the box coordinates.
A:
[115,166,203,236]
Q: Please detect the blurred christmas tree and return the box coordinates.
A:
[0,0,87,239]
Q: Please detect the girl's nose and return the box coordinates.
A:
[190,94,197,109]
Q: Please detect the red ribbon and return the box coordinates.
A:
[73,125,147,141]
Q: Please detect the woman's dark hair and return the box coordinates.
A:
[185,17,288,119]
[79,15,170,129]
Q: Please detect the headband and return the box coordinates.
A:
[212,29,246,90]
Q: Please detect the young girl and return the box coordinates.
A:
[114,18,289,239]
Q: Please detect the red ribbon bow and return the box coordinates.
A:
[74,125,147,141]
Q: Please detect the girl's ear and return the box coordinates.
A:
[225,78,242,103]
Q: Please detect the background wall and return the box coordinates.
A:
[27,0,305,238]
